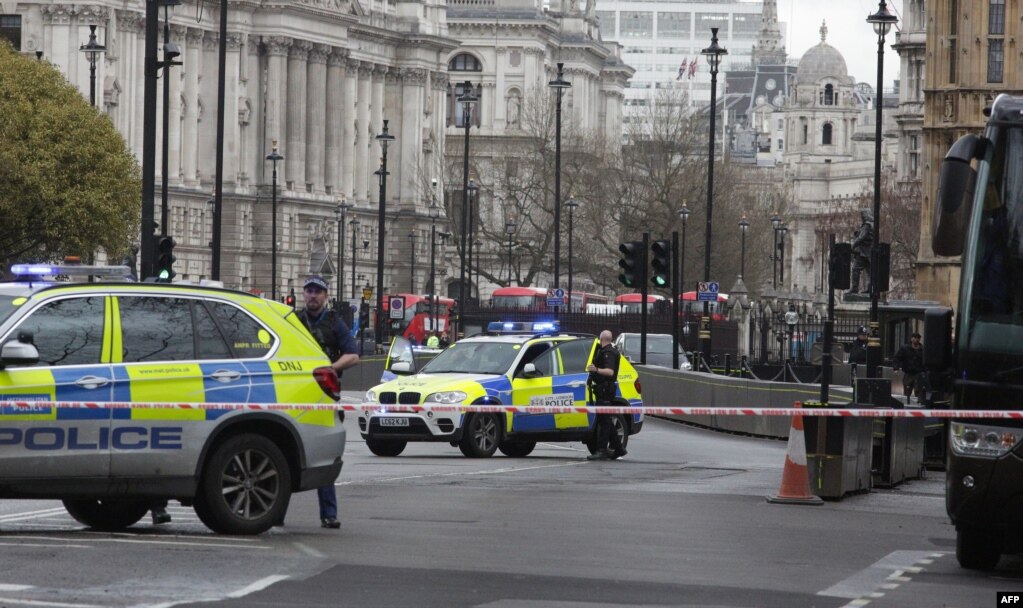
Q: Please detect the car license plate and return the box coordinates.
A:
[379,417,410,427]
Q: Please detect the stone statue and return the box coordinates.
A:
[848,209,874,295]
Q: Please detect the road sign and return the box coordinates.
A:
[697,281,720,302]
[546,287,565,308]
[362,287,373,301]
[389,296,405,320]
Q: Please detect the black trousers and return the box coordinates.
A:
[593,385,623,453]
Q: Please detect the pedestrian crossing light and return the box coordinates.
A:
[650,239,671,288]
[155,236,176,282]
[618,241,644,288]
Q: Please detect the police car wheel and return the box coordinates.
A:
[956,527,1002,570]
[498,441,536,458]
[62,499,149,531]
[195,433,292,535]
[458,414,500,458]
[366,438,407,457]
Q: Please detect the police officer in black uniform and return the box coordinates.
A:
[297,275,360,528]
[587,330,625,461]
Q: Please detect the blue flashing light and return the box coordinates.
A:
[11,264,59,276]
[532,321,558,333]
[487,320,560,335]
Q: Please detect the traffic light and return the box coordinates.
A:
[829,242,851,290]
[155,236,176,282]
[618,241,644,287]
[285,289,296,308]
[650,239,671,288]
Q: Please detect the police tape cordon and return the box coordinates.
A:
[0,400,1018,419]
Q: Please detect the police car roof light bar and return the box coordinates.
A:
[11,263,134,278]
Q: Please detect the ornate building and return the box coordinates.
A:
[443,0,631,301]
[915,0,1022,306]
[7,0,457,299]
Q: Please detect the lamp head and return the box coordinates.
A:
[866,1,898,37]
[701,27,728,73]
[678,205,691,224]
[163,42,181,63]
[432,177,438,189]
[739,214,749,232]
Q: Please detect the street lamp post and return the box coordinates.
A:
[466,179,479,305]
[473,239,482,302]
[334,198,353,309]
[505,220,516,285]
[429,197,441,333]
[679,204,691,313]
[374,120,396,352]
[457,82,478,338]
[79,25,106,108]
[265,140,284,301]
[779,223,788,288]
[408,230,416,292]
[700,27,727,361]
[548,63,571,299]
[349,217,360,299]
[771,215,782,288]
[865,0,898,377]
[565,195,578,311]
[738,214,749,278]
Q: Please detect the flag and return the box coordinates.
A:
[688,60,698,79]
[677,58,687,81]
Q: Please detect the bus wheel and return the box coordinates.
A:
[956,527,1002,570]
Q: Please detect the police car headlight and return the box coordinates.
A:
[425,391,467,404]
[950,421,1020,458]
[364,390,376,403]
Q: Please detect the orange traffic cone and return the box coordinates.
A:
[766,401,823,505]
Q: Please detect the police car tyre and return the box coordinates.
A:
[62,499,150,531]
[498,441,536,458]
[585,415,629,455]
[366,438,407,457]
[956,528,1002,570]
[195,433,292,535]
[458,413,500,458]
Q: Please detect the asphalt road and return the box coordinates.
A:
[0,407,1015,608]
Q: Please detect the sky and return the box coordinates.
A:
[775,0,904,91]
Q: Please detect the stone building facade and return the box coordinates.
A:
[7,0,457,300]
[915,0,1023,307]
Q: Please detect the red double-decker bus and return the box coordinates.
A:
[613,293,665,313]
[678,291,729,320]
[491,287,609,312]
[382,293,454,344]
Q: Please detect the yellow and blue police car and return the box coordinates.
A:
[0,263,345,534]
[360,322,643,457]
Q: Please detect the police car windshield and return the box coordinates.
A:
[0,295,18,325]
[422,341,520,375]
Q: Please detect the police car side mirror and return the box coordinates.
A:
[390,360,412,375]
[0,340,39,368]
[520,363,541,378]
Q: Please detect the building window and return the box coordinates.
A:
[0,15,21,50]
[910,153,919,177]
[823,84,834,106]
[777,138,784,150]
[447,81,482,128]
[596,11,617,35]
[657,12,690,38]
[950,0,958,35]
[822,123,833,145]
[948,39,957,84]
[989,0,1005,34]
[987,39,1004,83]
[620,12,653,38]
[449,53,482,72]
[802,124,808,145]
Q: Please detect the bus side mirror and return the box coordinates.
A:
[923,306,954,371]
[933,134,983,257]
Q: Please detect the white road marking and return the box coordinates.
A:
[337,460,587,485]
[0,597,104,608]
[0,508,69,523]
[0,542,91,549]
[819,550,951,606]
[0,535,270,550]
[225,575,290,598]
[292,541,326,558]
[0,585,34,591]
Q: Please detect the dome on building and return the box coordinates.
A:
[796,21,848,85]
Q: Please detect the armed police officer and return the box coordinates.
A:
[298,275,360,529]
[848,209,874,295]
[586,330,626,461]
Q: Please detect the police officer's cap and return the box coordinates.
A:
[858,326,868,335]
[304,275,329,292]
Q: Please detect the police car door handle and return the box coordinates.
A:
[210,370,243,383]
[74,375,110,389]
[567,380,586,387]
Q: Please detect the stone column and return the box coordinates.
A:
[181,28,204,186]
[306,43,329,193]
[355,63,372,202]
[224,32,243,185]
[263,36,290,184]
[494,47,507,129]
[168,24,187,186]
[324,49,346,194]
[398,68,426,207]
[286,41,312,190]
[342,58,359,200]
